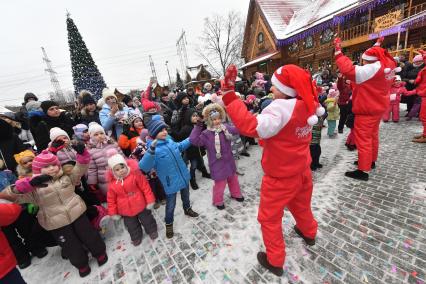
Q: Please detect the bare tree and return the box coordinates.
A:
[196,11,244,77]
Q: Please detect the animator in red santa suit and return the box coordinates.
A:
[412,49,426,143]
[334,37,398,181]
[221,64,324,276]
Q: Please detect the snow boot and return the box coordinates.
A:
[18,258,31,270]
[294,226,315,246]
[132,239,142,247]
[256,252,283,277]
[412,135,426,143]
[190,178,199,190]
[149,231,159,240]
[200,168,211,179]
[96,253,108,267]
[240,151,250,157]
[345,169,369,181]
[154,202,161,209]
[33,248,48,259]
[79,265,91,278]
[184,207,199,218]
[353,161,375,169]
[216,204,225,210]
[231,196,244,202]
[166,224,174,239]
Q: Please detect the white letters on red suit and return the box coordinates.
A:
[256,99,296,139]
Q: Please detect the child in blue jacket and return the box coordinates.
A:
[139,119,199,238]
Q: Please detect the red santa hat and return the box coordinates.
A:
[271,65,325,126]
[362,37,398,74]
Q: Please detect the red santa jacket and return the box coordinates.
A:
[107,159,155,217]
[223,92,312,178]
[336,54,394,115]
[0,203,21,278]
[415,67,426,97]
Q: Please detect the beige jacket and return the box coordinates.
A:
[6,162,88,231]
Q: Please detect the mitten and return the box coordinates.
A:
[29,175,53,188]
[222,64,238,93]
[111,215,121,221]
[49,140,65,154]
[71,141,86,154]
[148,139,158,154]
[26,203,39,215]
[334,37,342,53]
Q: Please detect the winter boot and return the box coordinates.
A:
[294,226,316,246]
[256,252,283,277]
[310,164,317,171]
[132,239,142,246]
[184,207,199,218]
[33,248,48,259]
[231,196,244,202]
[345,170,369,181]
[190,178,199,190]
[96,253,108,267]
[200,168,211,179]
[412,135,426,143]
[353,161,375,169]
[154,202,161,209]
[216,204,225,210]
[166,223,174,239]
[79,265,91,278]
[240,151,250,157]
[149,231,159,240]
[18,258,31,270]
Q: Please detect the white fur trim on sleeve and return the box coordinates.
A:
[256,99,296,139]
[355,61,381,84]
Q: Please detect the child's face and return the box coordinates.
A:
[191,113,199,124]
[113,164,128,178]
[20,157,34,169]
[133,118,144,129]
[40,164,60,176]
[82,130,90,141]
[212,117,222,127]
[182,97,190,106]
[92,131,105,142]
[55,135,70,146]
[156,128,168,140]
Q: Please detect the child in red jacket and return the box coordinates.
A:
[106,149,158,246]
[0,203,26,284]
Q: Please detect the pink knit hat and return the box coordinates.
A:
[413,55,423,63]
[32,150,61,174]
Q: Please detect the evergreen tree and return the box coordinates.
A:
[67,14,106,100]
[176,71,184,91]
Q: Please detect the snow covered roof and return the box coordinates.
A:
[240,51,280,69]
[283,0,358,39]
[255,0,312,40]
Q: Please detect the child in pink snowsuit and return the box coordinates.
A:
[383,76,415,122]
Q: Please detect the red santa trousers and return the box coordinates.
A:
[257,167,317,267]
[354,114,382,171]
[421,97,426,136]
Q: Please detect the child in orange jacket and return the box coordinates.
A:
[106,149,158,246]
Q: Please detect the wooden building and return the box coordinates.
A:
[185,64,215,89]
[241,0,426,76]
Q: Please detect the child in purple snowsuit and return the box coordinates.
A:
[190,103,244,210]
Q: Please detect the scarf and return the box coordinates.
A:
[207,124,233,159]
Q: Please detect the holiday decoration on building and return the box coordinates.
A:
[67,13,107,100]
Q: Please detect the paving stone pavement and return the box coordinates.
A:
[21,119,425,284]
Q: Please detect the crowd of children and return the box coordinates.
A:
[1,44,426,281]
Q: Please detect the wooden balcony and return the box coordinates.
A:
[340,2,426,43]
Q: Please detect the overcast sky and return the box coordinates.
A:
[0,0,249,107]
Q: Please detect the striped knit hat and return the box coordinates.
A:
[147,119,167,138]
[32,150,61,174]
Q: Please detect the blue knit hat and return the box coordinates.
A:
[147,119,167,138]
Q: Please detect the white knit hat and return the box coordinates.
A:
[49,127,70,142]
[102,88,117,101]
[88,122,105,136]
[106,149,128,172]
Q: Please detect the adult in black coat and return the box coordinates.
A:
[401,59,425,112]
[29,100,75,152]
[0,119,26,173]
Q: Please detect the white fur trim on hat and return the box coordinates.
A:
[271,75,297,97]
[88,122,105,136]
[362,53,378,61]
[49,127,70,142]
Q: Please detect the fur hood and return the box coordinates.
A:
[202,103,226,128]
[106,158,139,182]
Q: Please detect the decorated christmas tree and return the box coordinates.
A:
[176,71,184,91]
[67,13,106,100]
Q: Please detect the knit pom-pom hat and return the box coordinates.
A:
[32,150,60,174]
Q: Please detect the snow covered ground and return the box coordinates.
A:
[19,119,426,284]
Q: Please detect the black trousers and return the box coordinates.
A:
[3,210,55,265]
[50,213,106,269]
[149,177,166,202]
[338,104,350,132]
[310,144,321,166]
[123,209,157,242]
